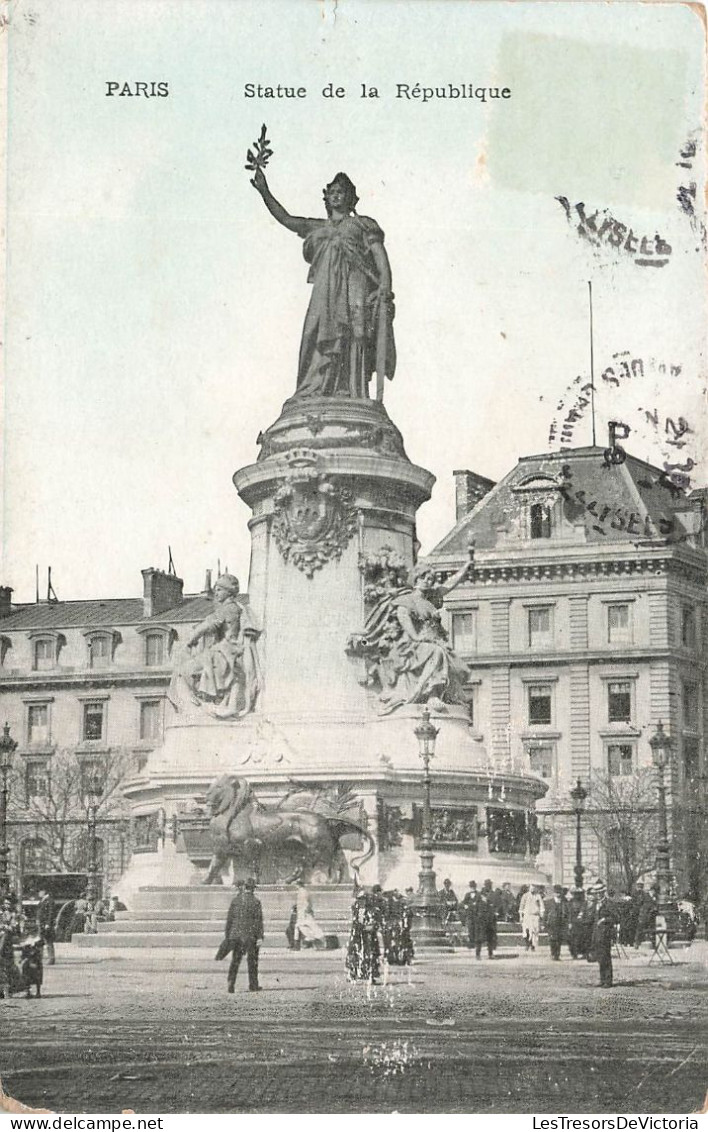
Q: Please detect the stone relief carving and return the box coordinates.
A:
[168,574,262,720]
[271,450,358,577]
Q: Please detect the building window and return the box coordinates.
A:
[451,611,477,654]
[607,603,631,645]
[25,759,50,802]
[608,742,634,776]
[80,758,105,799]
[528,684,552,726]
[27,703,50,746]
[33,638,54,670]
[139,700,162,742]
[681,605,697,649]
[683,684,699,730]
[529,744,554,780]
[145,632,166,667]
[608,681,632,724]
[530,503,552,539]
[88,635,111,669]
[528,607,552,649]
[82,701,105,743]
[21,838,52,874]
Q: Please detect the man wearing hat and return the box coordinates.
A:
[460,881,480,951]
[590,882,617,987]
[224,877,263,992]
[544,885,568,961]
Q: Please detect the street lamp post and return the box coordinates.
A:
[649,721,674,922]
[411,709,449,948]
[569,778,588,890]
[0,723,18,898]
[84,773,104,905]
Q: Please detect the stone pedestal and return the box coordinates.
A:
[120,396,549,896]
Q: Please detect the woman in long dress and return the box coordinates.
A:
[295,882,326,949]
[519,885,544,952]
[251,168,395,400]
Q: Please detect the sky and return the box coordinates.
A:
[2,0,705,603]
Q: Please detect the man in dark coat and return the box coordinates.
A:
[544,885,568,960]
[460,881,479,950]
[474,888,497,959]
[567,888,587,958]
[36,889,56,966]
[590,882,617,987]
[225,877,263,992]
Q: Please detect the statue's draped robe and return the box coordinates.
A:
[362,586,470,714]
[294,215,396,397]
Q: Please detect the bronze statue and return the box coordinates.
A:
[168,574,261,720]
[250,160,395,401]
[203,775,375,885]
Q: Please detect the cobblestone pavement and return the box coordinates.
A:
[1,943,707,1114]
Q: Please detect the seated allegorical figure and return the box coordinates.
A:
[168,573,262,720]
[349,556,473,716]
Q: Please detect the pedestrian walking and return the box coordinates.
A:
[440,878,459,926]
[36,889,56,966]
[474,889,497,959]
[567,888,587,958]
[294,881,326,948]
[346,890,382,983]
[460,880,479,950]
[519,884,544,952]
[544,885,567,960]
[223,877,263,992]
[589,882,617,987]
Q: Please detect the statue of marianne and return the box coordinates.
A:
[251,167,396,401]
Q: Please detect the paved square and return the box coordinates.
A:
[2,943,706,1114]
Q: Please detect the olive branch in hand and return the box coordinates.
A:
[245,124,273,172]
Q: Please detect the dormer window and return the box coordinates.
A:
[530,503,552,539]
[146,632,165,666]
[29,631,65,671]
[83,630,120,669]
[34,638,54,670]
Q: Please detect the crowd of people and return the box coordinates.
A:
[0,887,128,1001]
[345,885,415,983]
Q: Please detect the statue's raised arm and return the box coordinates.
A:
[248,142,395,401]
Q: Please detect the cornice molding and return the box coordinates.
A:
[434,556,706,587]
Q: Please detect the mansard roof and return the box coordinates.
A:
[430,446,699,556]
[0,593,216,631]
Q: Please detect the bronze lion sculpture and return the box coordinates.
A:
[203,774,375,885]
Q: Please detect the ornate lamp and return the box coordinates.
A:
[0,724,17,896]
[649,721,674,919]
[569,778,588,891]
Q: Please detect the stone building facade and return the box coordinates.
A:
[425,446,707,897]
[0,569,205,898]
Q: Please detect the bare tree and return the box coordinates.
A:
[585,769,660,892]
[8,748,132,874]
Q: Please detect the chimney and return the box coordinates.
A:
[0,587,13,619]
[453,470,496,521]
[141,568,184,618]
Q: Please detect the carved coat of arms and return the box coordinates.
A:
[272,450,358,577]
